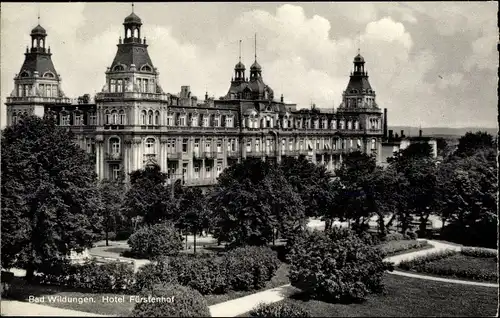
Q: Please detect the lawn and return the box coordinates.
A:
[240,274,498,317]
[400,253,498,282]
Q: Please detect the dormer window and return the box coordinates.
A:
[60,112,70,126]
[43,72,55,78]
[214,115,221,127]
[226,116,234,128]
[113,65,124,72]
[167,114,174,126]
[203,115,209,127]
[20,71,30,78]
[141,65,152,72]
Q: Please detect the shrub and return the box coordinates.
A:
[288,228,393,303]
[382,232,405,242]
[131,283,211,317]
[461,247,498,259]
[225,246,281,291]
[398,250,458,270]
[116,229,133,241]
[169,254,229,294]
[405,231,418,240]
[133,258,178,293]
[128,223,183,260]
[380,240,429,256]
[249,302,311,317]
[35,259,134,292]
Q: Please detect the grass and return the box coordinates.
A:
[399,253,498,282]
[204,263,290,306]
[240,274,498,317]
[379,240,433,257]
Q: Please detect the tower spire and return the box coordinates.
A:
[37,3,40,24]
[254,33,257,62]
[357,31,361,54]
[132,2,134,13]
[239,39,242,62]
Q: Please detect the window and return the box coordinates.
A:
[316,140,320,150]
[110,79,116,93]
[255,139,260,152]
[347,120,352,130]
[371,138,376,150]
[141,110,147,125]
[216,163,223,177]
[109,137,120,154]
[205,165,212,178]
[52,85,57,97]
[227,139,231,152]
[246,140,252,152]
[182,139,188,153]
[89,113,97,125]
[145,138,156,155]
[61,113,70,126]
[154,111,160,125]
[357,139,362,149]
[203,115,209,127]
[179,115,186,126]
[231,139,236,152]
[217,140,222,153]
[24,85,30,97]
[214,115,220,127]
[194,164,200,179]
[340,120,345,130]
[205,139,211,152]
[226,116,233,127]
[147,110,153,125]
[289,139,293,151]
[194,139,200,154]
[11,113,18,125]
[74,113,83,126]
[46,85,51,97]
[349,138,353,148]
[142,79,148,93]
[113,65,124,72]
[281,139,286,154]
[354,120,359,130]
[167,114,173,126]
[111,110,118,124]
[111,164,121,180]
[299,140,304,150]
[314,119,319,129]
[117,79,123,93]
[119,110,125,125]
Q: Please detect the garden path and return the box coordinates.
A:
[0,300,109,317]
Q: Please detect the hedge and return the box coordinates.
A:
[461,247,498,259]
[380,240,429,256]
[249,302,311,317]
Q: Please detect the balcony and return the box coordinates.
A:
[95,92,169,101]
[203,151,217,159]
[6,96,72,104]
[105,152,122,161]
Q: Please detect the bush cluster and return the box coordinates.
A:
[134,246,281,295]
[127,223,183,260]
[461,247,498,259]
[288,228,393,303]
[380,240,429,256]
[398,250,458,270]
[35,259,134,292]
[131,283,211,317]
[249,302,311,317]
[382,232,405,242]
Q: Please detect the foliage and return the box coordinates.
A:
[460,247,498,258]
[249,302,311,317]
[131,283,211,317]
[455,131,495,157]
[382,233,405,242]
[379,240,429,256]
[279,155,335,218]
[1,115,102,280]
[399,251,497,282]
[99,177,127,245]
[123,164,177,225]
[398,250,458,269]
[211,159,306,247]
[127,223,183,260]
[34,259,134,292]
[288,228,393,303]
[133,259,178,293]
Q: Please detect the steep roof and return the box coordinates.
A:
[19,53,59,79]
[110,43,154,70]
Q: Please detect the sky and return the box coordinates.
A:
[1,2,498,129]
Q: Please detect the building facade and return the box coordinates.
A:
[6,11,386,187]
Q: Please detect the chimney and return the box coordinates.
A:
[280,94,284,103]
[389,130,393,140]
[401,130,405,138]
[419,129,422,137]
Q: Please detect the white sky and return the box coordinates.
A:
[1,2,498,129]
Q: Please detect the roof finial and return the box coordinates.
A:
[357,31,361,55]
[239,39,242,63]
[37,3,40,24]
[132,2,134,13]
[254,33,257,62]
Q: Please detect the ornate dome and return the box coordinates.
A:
[250,61,262,70]
[235,61,246,70]
[124,12,142,24]
[31,24,46,35]
[354,53,365,63]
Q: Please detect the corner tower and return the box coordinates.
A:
[6,21,70,126]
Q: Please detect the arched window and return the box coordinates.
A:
[113,65,124,72]
[141,110,147,125]
[148,110,153,125]
[117,79,123,93]
[347,120,352,130]
[105,109,111,125]
[119,109,125,125]
[371,138,376,150]
[43,72,55,78]
[141,65,152,72]
[20,71,29,78]
[12,113,18,125]
[109,137,120,154]
[111,110,118,124]
[354,120,359,130]
[154,111,160,125]
[145,138,156,154]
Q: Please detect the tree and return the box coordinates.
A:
[123,164,176,225]
[1,115,102,280]
[177,187,211,255]
[455,131,495,157]
[210,159,305,247]
[279,155,334,218]
[99,174,126,246]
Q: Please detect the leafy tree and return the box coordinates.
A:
[123,164,176,225]
[455,131,495,156]
[99,174,127,246]
[211,159,305,247]
[177,187,211,254]
[279,155,334,218]
[1,115,102,280]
